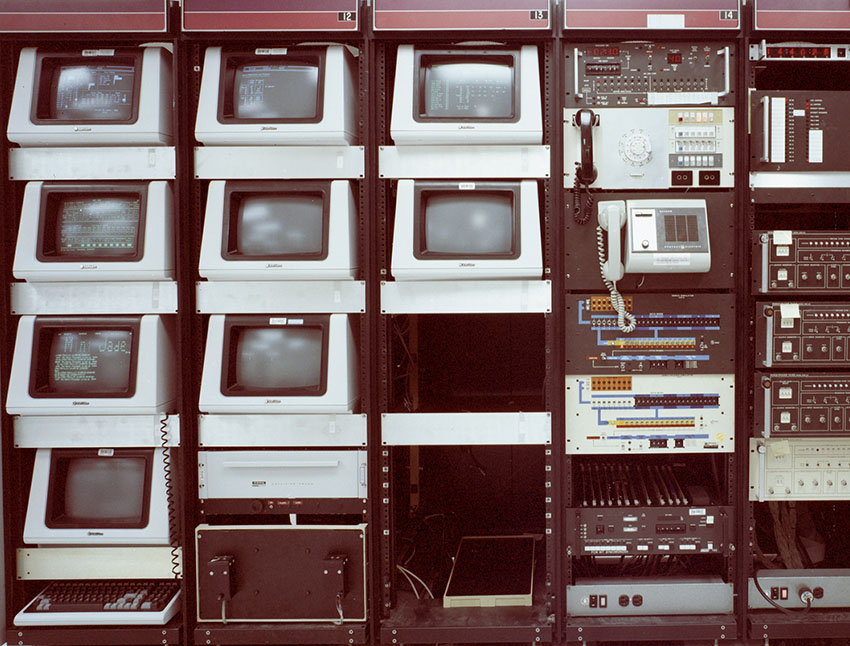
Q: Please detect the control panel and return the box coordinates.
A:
[748,569,850,609]
[749,438,850,501]
[751,91,850,172]
[567,576,733,616]
[750,41,850,62]
[566,293,735,374]
[755,373,850,437]
[565,374,735,454]
[756,302,850,368]
[567,42,733,107]
[753,231,850,293]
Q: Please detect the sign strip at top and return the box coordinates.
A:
[755,0,850,30]
[182,0,358,31]
[0,0,167,32]
[564,0,740,30]
[373,0,550,31]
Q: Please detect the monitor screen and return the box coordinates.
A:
[219,52,324,123]
[46,450,151,529]
[419,191,515,257]
[417,53,516,121]
[29,318,138,398]
[227,190,326,259]
[222,317,328,395]
[38,189,143,261]
[33,53,141,124]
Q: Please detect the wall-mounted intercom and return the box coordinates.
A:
[595,199,711,331]
[564,107,735,190]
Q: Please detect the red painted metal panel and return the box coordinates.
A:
[373,0,550,31]
[182,0,358,31]
[0,0,167,32]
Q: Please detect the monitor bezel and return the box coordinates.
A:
[28,316,140,399]
[219,314,330,397]
[44,448,153,530]
[221,180,331,262]
[35,182,148,263]
[217,48,326,125]
[413,49,520,124]
[413,181,521,260]
[30,50,143,126]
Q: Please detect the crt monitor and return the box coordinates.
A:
[24,447,170,545]
[14,181,174,282]
[195,45,357,145]
[199,180,357,280]
[391,179,542,280]
[6,315,176,416]
[7,46,173,147]
[199,314,357,414]
[390,45,542,145]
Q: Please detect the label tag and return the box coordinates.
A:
[256,48,287,56]
[773,230,793,245]
[653,253,691,266]
[98,448,115,457]
[689,508,706,516]
[779,303,800,328]
[269,317,288,325]
[458,182,476,190]
[83,49,115,57]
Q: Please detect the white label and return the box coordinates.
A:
[268,317,288,325]
[770,97,787,164]
[256,48,287,55]
[646,13,685,28]
[636,545,649,551]
[776,246,790,257]
[689,508,706,516]
[768,439,792,458]
[458,183,476,190]
[83,49,115,57]
[773,230,793,245]
[653,253,691,266]
[809,129,824,163]
[779,303,801,328]
[679,544,697,550]
[779,387,793,400]
[98,448,115,457]
[792,109,806,118]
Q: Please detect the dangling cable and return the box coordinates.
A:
[160,414,181,578]
[572,164,595,225]
[596,225,636,333]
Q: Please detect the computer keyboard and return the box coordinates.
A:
[14,579,181,626]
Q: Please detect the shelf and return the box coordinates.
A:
[196,281,365,314]
[11,281,178,315]
[9,147,176,181]
[565,614,736,642]
[194,146,365,180]
[381,280,551,314]
[749,610,850,639]
[380,593,552,644]
[378,145,550,179]
[14,414,180,449]
[194,622,367,645]
[9,618,182,645]
[381,412,551,446]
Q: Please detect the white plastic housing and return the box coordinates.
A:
[199,313,358,414]
[194,45,357,146]
[13,181,174,282]
[199,180,357,280]
[6,315,176,416]
[390,45,542,145]
[23,447,171,546]
[7,46,173,147]
[391,179,542,281]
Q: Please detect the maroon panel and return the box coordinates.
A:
[755,0,850,30]
[373,0,550,30]
[0,0,166,32]
[182,0,358,31]
[564,0,739,29]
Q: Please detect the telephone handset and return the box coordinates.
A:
[597,199,712,332]
[571,108,599,224]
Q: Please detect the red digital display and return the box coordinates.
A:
[591,46,619,57]
[667,52,683,64]
[766,46,832,59]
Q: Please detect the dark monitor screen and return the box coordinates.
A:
[37,184,146,262]
[46,450,151,528]
[218,51,324,123]
[227,192,326,259]
[414,186,519,259]
[32,52,141,124]
[51,64,135,121]
[29,317,139,398]
[221,316,328,396]
[417,52,516,121]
